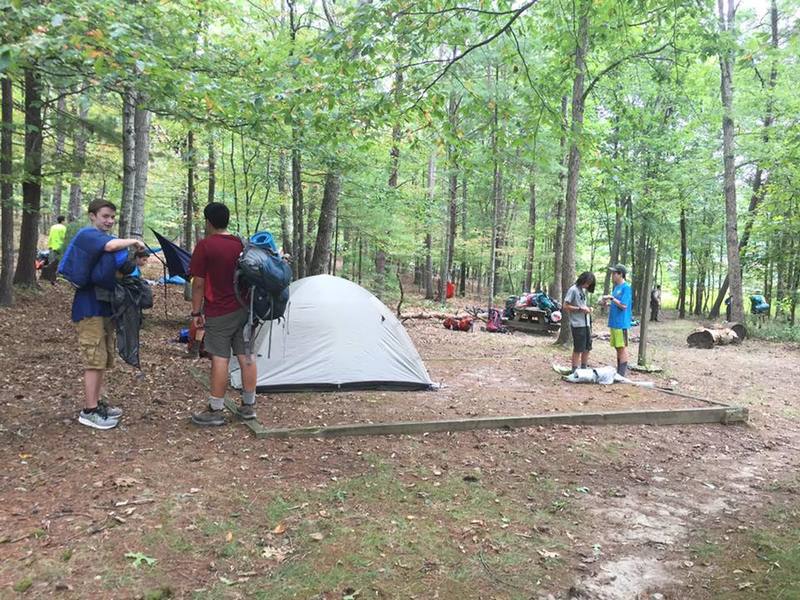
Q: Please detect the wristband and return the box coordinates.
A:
[191,311,202,317]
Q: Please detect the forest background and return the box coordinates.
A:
[1,0,799,339]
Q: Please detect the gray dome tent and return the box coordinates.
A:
[230,275,434,392]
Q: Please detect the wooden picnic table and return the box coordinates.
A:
[507,306,560,334]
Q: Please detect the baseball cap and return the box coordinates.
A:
[608,263,627,277]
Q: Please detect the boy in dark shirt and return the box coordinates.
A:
[189,203,258,426]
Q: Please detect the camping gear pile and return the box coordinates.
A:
[506,292,562,324]
[443,315,474,332]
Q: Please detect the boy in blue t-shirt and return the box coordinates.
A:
[601,264,633,376]
[66,200,145,430]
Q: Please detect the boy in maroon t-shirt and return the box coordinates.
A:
[189,203,258,426]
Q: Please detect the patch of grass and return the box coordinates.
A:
[690,539,720,560]
[13,576,33,592]
[707,504,800,599]
[747,318,800,344]
[60,549,73,562]
[243,460,572,599]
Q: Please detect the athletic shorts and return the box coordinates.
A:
[572,327,592,352]
[204,308,248,358]
[76,317,115,370]
[571,326,592,353]
[609,328,628,349]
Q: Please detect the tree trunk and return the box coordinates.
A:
[309,171,339,276]
[118,87,136,238]
[710,0,778,319]
[184,132,195,252]
[207,133,216,204]
[304,200,316,275]
[375,249,386,297]
[67,92,88,221]
[130,96,151,239]
[424,152,435,299]
[439,94,459,305]
[550,95,569,299]
[603,194,624,297]
[388,69,403,188]
[459,174,467,296]
[0,77,14,306]
[51,93,67,222]
[717,0,744,322]
[291,143,304,279]
[13,69,43,286]
[523,170,537,293]
[678,207,687,317]
[637,247,655,366]
[556,8,589,346]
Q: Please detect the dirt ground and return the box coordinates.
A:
[1,281,799,599]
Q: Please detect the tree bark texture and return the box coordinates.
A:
[439,93,459,305]
[291,143,304,279]
[184,132,195,251]
[51,93,67,222]
[119,87,137,238]
[207,133,216,204]
[130,97,151,239]
[67,92,88,221]
[709,0,778,319]
[0,77,14,306]
[679,206,687,318]
[524,172,537,293]
[551,95,568,299]
[424,152,435,299]
[309,171,340,276]
[556,9,589,346]
[13,69,43,286]
[717,0,744,322]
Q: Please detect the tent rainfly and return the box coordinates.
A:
[230,275,434,392]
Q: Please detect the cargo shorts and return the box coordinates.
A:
[204,308,248,358]
[76,316,115,370]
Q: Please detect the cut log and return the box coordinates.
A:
[728,322,747,341]
[687,327,742,349]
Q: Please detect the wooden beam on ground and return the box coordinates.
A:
[249,406,748,439]
[188,365,748,441]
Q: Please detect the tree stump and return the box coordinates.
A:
[687,326,744,349]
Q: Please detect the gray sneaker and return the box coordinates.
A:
[239,404,256,420]
[98,399,123,420]
[191,408,226,427]
[78,409,119,430]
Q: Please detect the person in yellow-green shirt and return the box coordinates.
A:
[41,215,67,283]
[48,215,67,258]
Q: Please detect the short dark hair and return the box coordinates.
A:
[88,199,116,215]
[56,215,65,223]
[204,202,230,229]
[575,271,596,293]
[134,250,150,259]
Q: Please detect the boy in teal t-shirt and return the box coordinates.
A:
[601,264,633,376]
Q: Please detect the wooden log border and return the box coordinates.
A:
[188,367,749,440]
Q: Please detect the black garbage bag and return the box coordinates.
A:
[96,276,153,368]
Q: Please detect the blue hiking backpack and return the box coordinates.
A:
[234,232,292,356]
[58,227,128,289]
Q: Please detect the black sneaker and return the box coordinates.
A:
[239,404,256,420]
[191,408,226,427]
